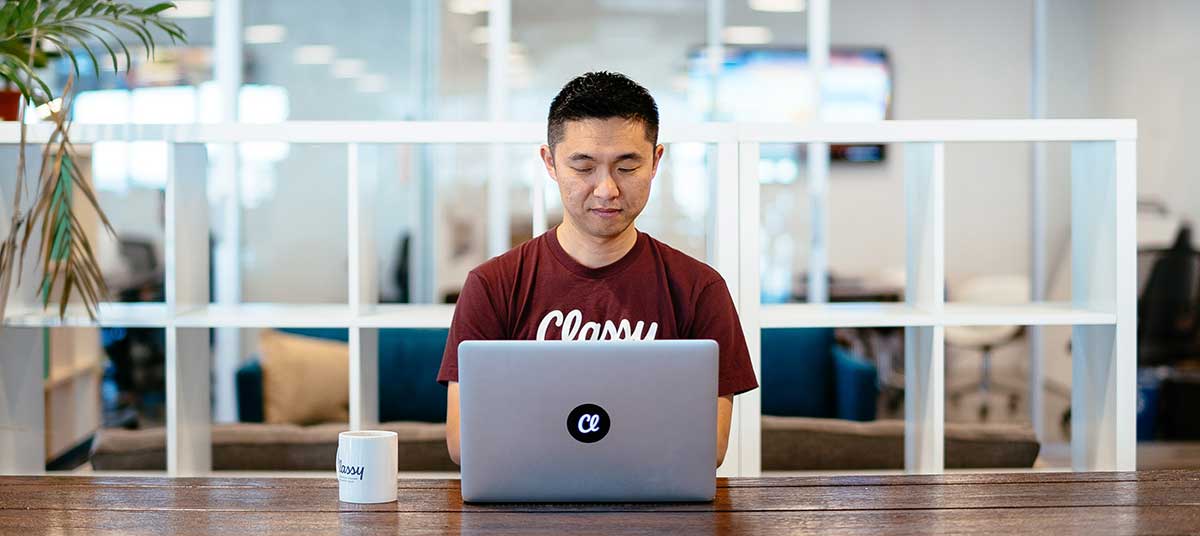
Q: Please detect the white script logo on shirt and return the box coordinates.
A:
[535,309,659,341]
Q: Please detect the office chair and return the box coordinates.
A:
[945,275,1031,421]
[102,237,167,427]
[1138,225,1200,367]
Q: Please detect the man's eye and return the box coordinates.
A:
[618,167,638,173]
[572,167,594,173]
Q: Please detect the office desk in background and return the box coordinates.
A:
[1,471,1197,534]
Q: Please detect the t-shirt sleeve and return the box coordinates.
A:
[437,271,507,386]
[692,278,759,397]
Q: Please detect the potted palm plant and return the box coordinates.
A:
[0,0,185,325]
[0,34,59,120]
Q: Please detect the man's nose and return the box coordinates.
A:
[593,172,620,199]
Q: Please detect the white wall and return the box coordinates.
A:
[820,0,1035,284]
[1035,0,1200,442]
[9,1,1190,442]
[224,0,1054,306]
[1088,0,1200,225]
[227,0,1200,445]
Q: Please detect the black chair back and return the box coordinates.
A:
[1138,225,1200,365]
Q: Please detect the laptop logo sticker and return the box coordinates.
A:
[567,403,611,443]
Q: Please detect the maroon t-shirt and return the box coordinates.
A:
[437,227,759,397]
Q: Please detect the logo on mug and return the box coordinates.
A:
[338,457,365,481]
[567,403,610,443]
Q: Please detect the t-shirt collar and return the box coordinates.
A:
[545,224,648,279]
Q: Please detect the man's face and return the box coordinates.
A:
[540,117,664,240]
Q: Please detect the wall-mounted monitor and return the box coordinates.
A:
[688,47,892,163]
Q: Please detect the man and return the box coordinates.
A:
[437,71,758,467]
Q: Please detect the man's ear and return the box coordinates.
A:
[540,144,559,183]
[650,143,665,178]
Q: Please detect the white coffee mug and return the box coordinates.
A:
[336,430,398,504]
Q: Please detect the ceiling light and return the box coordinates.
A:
[244,25,286,44]
[356,74,387,94]
[293,45,335,65]
[332,59,366,79]
[163,0,213,18]
[448,0,489,15]
[748,0,806,12]
[723,26,773,45]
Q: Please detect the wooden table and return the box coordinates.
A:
[2,471,1198,534]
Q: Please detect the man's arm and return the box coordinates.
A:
[690,277,758,468]
[446,381,461,465]
[717,394,733,468]
[438,271,507,467]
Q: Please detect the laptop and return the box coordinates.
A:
[457,339,718,503]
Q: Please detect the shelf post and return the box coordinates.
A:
[0,327,44,474]
[904,142,946,473]
[348,143,380,430]
[165,143,212,475]
[1069,140,1136,471]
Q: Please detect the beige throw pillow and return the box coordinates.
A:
[258,329,350,426]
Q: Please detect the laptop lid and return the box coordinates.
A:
[458,340,718,503]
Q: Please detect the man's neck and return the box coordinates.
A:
[555,220,639,269]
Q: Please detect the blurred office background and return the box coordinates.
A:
[5,0,1200,472]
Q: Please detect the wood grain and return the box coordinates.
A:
[1,471,1197,535]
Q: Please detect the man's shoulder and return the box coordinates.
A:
[469,232,547,283]
[642,233,725,288]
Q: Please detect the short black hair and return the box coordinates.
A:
[547,71,659,149]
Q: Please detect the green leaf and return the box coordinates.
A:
[107,18,151,56]
[36,2,54,26]
[143,3,174,16]
[0,2,20,34]
[76,0,99,18]
[76,21,123,71]
[55,3,75,22]
[59,27,101,77]
[0,61,34,101]
[19,0,37,29]
[39,34,78,77]
[49,207,71,262]
[150,19,182,45]
[0,53,52,104]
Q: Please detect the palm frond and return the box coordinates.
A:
[0,1,186,324]
[0,51,53,104]
[1,0,185,80]
[28,86,114,317]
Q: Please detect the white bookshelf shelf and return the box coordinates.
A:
[2,302,169,327]
[1,120,1138,479]
[1,303,457,329]
[356,304,455,329]
[761,303,936,328]
[2,301,1116,330]
[173,304,355,328]
[0,119,1136,145]
[940,302,1115,326]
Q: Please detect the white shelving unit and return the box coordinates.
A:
[0,119,1137,477]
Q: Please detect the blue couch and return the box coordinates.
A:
[761,328,879,421]
[236,327,878,424]
[237,328,449,423]
[99,329,1045,472]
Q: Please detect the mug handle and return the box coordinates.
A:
[335,444,341,475]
